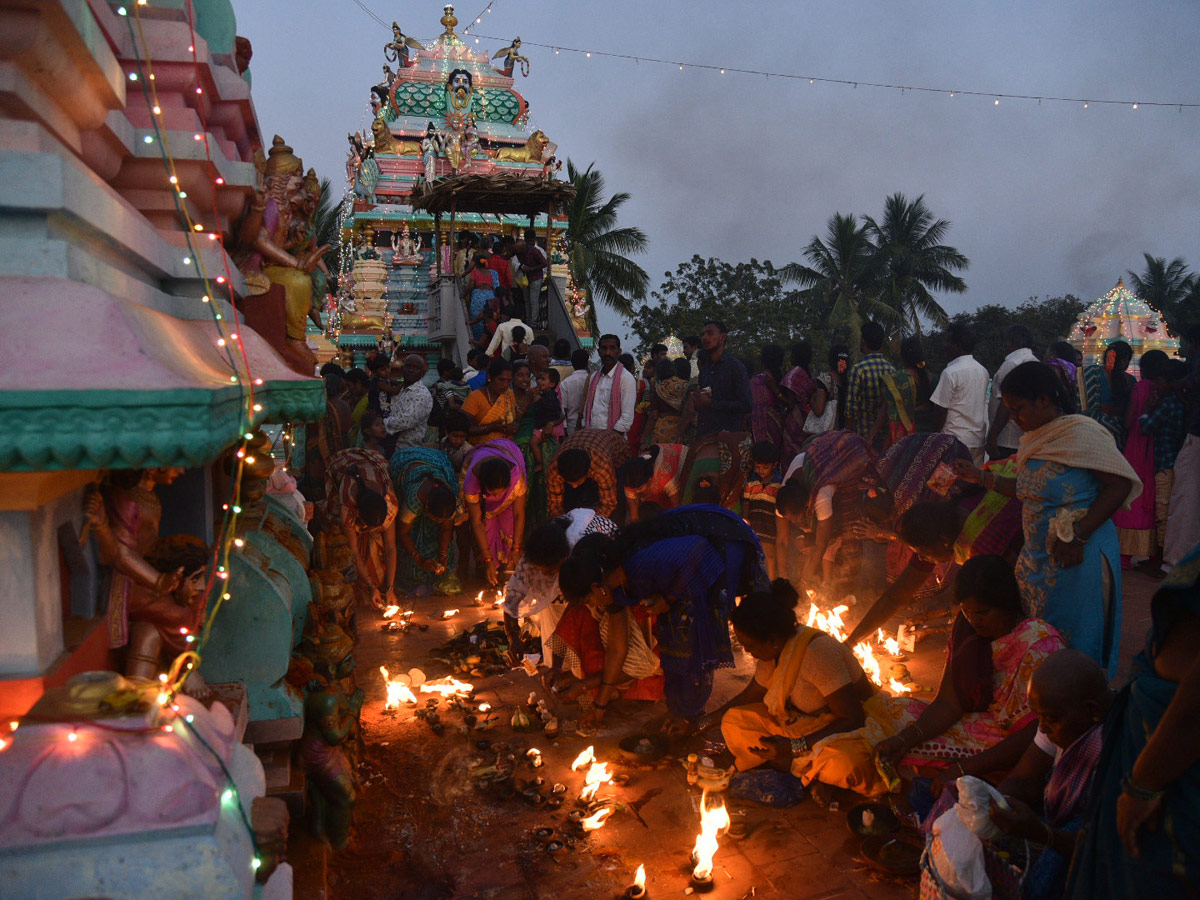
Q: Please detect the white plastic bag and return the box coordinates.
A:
[929,805,991,900]
[957,775,1009,841]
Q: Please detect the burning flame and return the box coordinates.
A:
[853,641,883,687]
[571,745,595,771]
[418,675,474,698]
[380,666,417,709]
[382,605,400,619]
[691,793,729,881]
[580,807,613,831]
[478,703,492,712]
[889,678,912,694]
[806,602,850,642]
[877,629,902,657]
[633,864,646,891]
[441,608,459,619]
[579,760,613,802]
[475,591,485,605]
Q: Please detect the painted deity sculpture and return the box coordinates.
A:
[390,222,423,266]
[441,68,474,173]
[298,614,363,849]
[235,135,328,374]
[495,129,553,163]
[85,467,185,650]
[492,37,530,77]
[125,535,211,685]
[420,122,440,182]
[383,21,423,67]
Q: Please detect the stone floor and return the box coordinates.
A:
[293,566,1160,900]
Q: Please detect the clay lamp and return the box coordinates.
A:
[624,864,648,899]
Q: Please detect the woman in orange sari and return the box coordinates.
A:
[462,357,518,446]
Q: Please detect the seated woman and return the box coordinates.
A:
[389,446,461,596]
[579,504,769,733]
[550,538,666,719]
[847,434,1024,643]
[775,429,880,588]
[1065,545,1200,899]
[623,443,689,521]
[461,438,527,587]
[716,580,899,799]
[874,556,1065,794]
[988,649,1111,900]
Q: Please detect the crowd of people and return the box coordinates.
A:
[298,314,1200,900]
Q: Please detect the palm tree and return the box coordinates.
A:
[866,192,967,334]
[564,160,650,320]
[782,213,899,338]
[311,176,344,279]
[1127,253,1194,334]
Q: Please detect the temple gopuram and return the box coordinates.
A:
[1069,277,1180,375]
[325,4,589,368]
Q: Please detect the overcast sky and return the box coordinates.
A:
[235,0,1200,339]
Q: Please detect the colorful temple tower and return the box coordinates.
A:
[1069,277,1180,374]
[328,4,589,367]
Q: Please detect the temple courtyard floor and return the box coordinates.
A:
[290,564,1158,900]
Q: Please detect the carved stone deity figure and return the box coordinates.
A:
[125,534,211,686]
[492,37,530,77]
[461,115,480,170]
[298,613,364,849]
[390,222,423,266]
[234,135,329,373]
[85,467,185,651]
[420,122,440,183]
[371,64,397,113]
[384,22,423,67]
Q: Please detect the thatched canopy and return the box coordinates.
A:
[408,174,575,217]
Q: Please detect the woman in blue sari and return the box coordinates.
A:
[1077,340,1135,448]
[1065,545,1200,899]
[464,254,499,342]
[956,362,1139,677]
[560,505,769,733]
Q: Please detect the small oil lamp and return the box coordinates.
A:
[624,863,647,899]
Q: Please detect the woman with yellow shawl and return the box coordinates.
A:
[956,361,1140,677]
[716,580,900,799]
[462,357,519,446]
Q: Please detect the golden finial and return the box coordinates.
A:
[441,5,458,36]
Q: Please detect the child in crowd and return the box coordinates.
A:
[1139,357,1189,575]
[365,351,402,416]
[506,325,530,362]
[529,368,564,471]
[743,441,783,578]
[438,409,473,474]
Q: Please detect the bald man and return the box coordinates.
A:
[990,649,1111,893]
[385,353,433,451]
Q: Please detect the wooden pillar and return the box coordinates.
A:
[434,213,442,278]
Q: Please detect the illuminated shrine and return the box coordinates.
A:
[1069,277,1180,372]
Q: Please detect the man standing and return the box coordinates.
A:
[527,342,551,382]
[986,324,1039,460]
[485,305,530,360]
[694,320,752,437]
[559,348,590,436]
[930,321,990,466]
[519,227,547,326]
[650,343,669,362]
[683,334,701,382]
[845,321,895,446]
[385,353,433,452]
[578,334,636,435]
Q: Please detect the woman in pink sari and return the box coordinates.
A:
[1113,350,1166,566]
[780,341,822,466]
[462,438,527,586]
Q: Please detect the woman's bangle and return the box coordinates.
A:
[907,722,926,742]
[1121,775,1164,801]
[789,737,810,755]
[955,761,966,777]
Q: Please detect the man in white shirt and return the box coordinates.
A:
[558,348,590,436]
[986,324,1039,460]
[385,353,434,450]
[485,304,529,359]
[930,321,990,466]
[683,334,701,382]
[577,334,635,434]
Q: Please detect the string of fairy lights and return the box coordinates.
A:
[348,0,1198,113]
[1,0,292,870]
